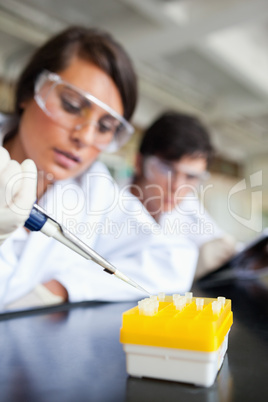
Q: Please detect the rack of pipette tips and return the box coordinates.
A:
[120,292,233,387]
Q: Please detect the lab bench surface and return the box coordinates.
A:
[0,280,267,402]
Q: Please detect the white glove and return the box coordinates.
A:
[195,235,237,280]
[5,284,64,310]
[0,147,37,245]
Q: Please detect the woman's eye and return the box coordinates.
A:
[98,118,117,134]
[61,97,82,115]
[98,123,111,133]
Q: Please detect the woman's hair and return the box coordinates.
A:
[139,111,214,164]
[15,26,137,120]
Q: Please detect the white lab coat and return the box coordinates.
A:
[159,197,223,247]
[158,197,235,279]
[0,124,198,306]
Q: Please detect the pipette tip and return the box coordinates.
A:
[115,269,151,296]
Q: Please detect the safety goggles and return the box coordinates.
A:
[144,156,210,184]
[34,70,134,152]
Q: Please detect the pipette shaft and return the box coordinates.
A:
[25,204,150,295]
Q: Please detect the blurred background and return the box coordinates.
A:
[0,0,267,242]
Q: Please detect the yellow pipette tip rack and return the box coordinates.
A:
[120,292,233,387]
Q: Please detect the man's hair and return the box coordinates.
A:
[15,26,137,120]
[139,111,214,164]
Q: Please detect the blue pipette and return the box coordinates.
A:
[24,203,150,295]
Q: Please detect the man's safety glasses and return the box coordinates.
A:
[34,70,134,152]
[144,156,210,184]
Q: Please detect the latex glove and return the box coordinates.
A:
[0,147,37,245]
[195,235,237,280]
[5,284,64,310]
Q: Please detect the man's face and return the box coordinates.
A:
[140,155,208,216]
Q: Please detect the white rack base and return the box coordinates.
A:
[123,332,229,387]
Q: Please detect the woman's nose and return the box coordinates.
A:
[70,122,98,148]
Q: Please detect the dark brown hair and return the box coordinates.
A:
[15,26,137,120]
[139,111,214,165]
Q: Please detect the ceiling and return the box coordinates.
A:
[0,0,268,164]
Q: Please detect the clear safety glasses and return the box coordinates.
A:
[144,156,210,184]
[34,70,134,152]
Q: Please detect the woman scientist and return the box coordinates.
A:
[0,27,197,309]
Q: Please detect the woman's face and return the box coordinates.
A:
[16,58,124,183]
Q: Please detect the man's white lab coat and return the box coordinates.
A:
[159,196,223,247]
[159,197,236,279]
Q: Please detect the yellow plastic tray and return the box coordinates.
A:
[120,294,233,352]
